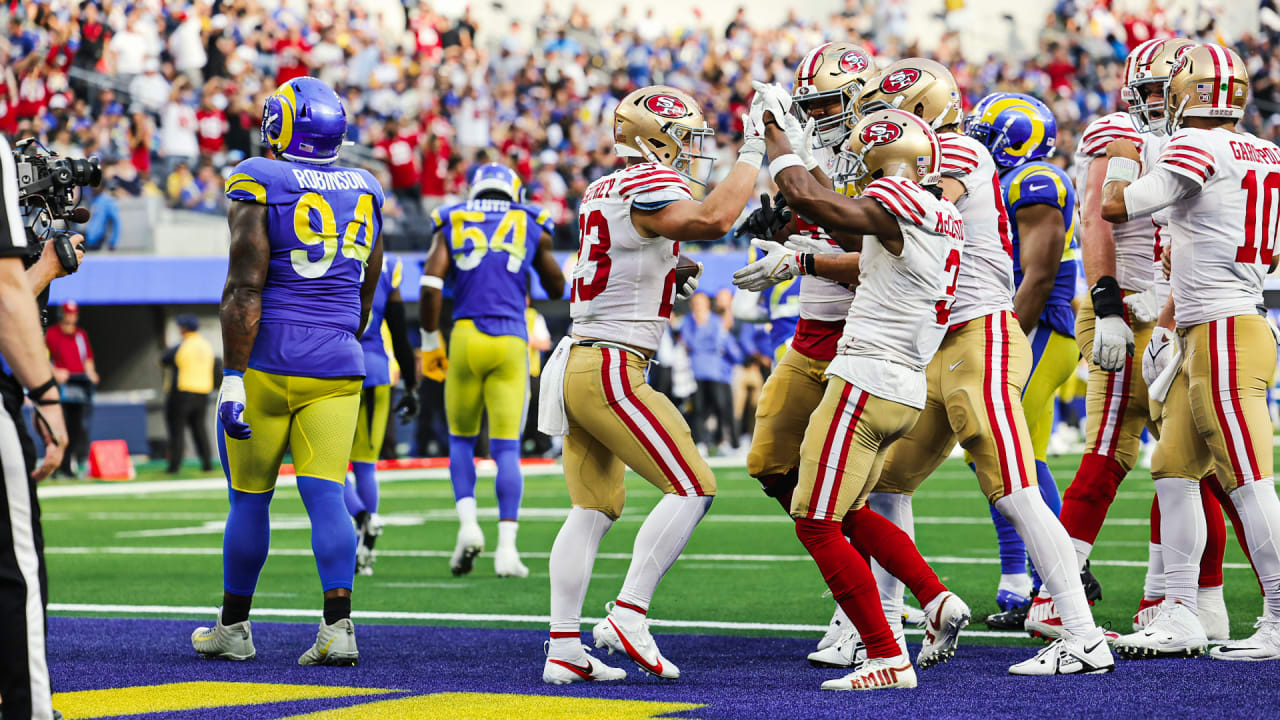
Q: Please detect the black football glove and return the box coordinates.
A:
[394,385,420,423]
[736,192,792,240]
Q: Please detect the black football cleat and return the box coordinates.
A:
[985,599,1030,631]
[1081,560,1102,605]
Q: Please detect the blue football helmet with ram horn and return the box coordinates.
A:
[261,77,347,165]
[963,92,1057,169]
[468,163,525,202]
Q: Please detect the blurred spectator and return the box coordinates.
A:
[85,178,122,251]
[681,292,743,455]
[161,314,216,474]
[46,301,97,479]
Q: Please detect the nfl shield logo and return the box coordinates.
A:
[1196,83,1212,103]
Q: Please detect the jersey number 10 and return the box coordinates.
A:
[1237,170,1280,265]
[291,192,375,278]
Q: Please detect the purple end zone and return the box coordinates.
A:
[49,617,1279,720]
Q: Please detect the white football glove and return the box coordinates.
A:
[783,233,836,255]
[738,112,765,168]
[1092,314,1135,372]
[733,239,803,292]
[796,117,819,170]
[676,261,703,301]
[1143,326,1181,404]
[750,80,793,127]
[1123,286,1161,323]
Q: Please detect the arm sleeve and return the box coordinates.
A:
[0,136,29,257]
[1122,166,1201,220]
[384,299,417,390]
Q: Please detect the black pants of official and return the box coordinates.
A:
[0,405,51,720]
[56,401,90,478]
[691,380,737,449]
[166,391,212,473]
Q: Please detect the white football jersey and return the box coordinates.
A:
[797,145,857,323]
[937,132,1014,325]
[1159,128,1280,327]
[827,176,965,409]
[569,162,689,352]
[1073,112,1166,292]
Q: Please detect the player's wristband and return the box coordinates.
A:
[801,253,815,276]
[769,154,805,181]
[737,147,764,170]
[1091,276,1126,318]
[26,377,60,405]
[1104,157,1139,186]
[421,329,442,352]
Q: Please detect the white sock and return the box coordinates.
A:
[1071,538,1092,572]
[615,494,713,619]
[498,520,518,550]
[1229,478,1280,618]
[999,573,1033,596]
[456,496,479,527]
[1154,476,1204,613]
[548,506,613,656]
[996,487,1099,641]
[867,492,913,628]
[1143,541,1166,600]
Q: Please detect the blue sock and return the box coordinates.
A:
[342,472,365,518]
[297,475,357,592]
[353,461,379,514]
[989,502,1027,576]
[449,435,479,501]
[490,438,523,521]
[1035,460,1061,515]
[223,487,273,596]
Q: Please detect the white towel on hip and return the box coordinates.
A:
[538,337,576,436]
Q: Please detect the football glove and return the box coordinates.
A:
[733,239,804,292]
[738,112,765,168]
[1123,286,1161,323]
[676,261,703,300]
[737,193,792,241]
[750,80,793,128]
[1143,327,1180,404]
[798,117,819,170]
[394,385,419,423]
[218,370,251,440]
[420,330,448,383]
[1092,314,1134,372]
[783,233,836,255]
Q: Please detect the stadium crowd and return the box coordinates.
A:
[1,0,1277,248]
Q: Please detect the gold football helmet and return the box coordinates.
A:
[834,109,942,197]
[1121,37,1195,133]
[614,85,716,197]
[855,58,963,131]
[1164,43,1249,131]
[792,42,877,148]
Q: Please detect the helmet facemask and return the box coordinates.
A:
[1122,77,1169,134]
[794,86,859,149]
[665,122,716,199]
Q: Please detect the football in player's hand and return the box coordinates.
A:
[676,254,699,288]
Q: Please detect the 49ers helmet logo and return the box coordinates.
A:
[859,120,902,145]
[645,94,688,118]
[881,68,922,93]
[839,50,869,74]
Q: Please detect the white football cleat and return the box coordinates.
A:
[1210,617,1280,661]
[902,603,927,629]
[592,603,679,679]
[191,611,255,661]
[918,591,970,669]
[808,623,865,668]
[1132,596,1163,631]
[1198,586,1230,641]
[494,544,530,578]
[820,654,916,691]
[543,643,627,684]
[450,522,485,576]
[816,605,850,651]
[1113,601,1207,659]
[1024,595,1064,639]
[297,618,359,666]
[1009,631,1115,675]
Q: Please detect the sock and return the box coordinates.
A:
[996,487,1099,641]
[456,496,479,528]
[1144,496,1166,600]
[796,517,901,659]
[323,594,351,625]
[342,472,365,517]
[1208,477,1263,594]
[352,461,379,515]
[498,520,519,550]
[988,502,1028,575]
[1229,478,1280,616]
[297,475,357,592]
[616,494,713,615]
[548,507,614,655]
[491,438,523,521]
[1199,479,1226,588]
[1154,476,1206,612]
[1036,460,1062,514]
[221,592,253,626]
[1059,453,1128,553]
[850,500,945,609]
[866,493,909,630]
[223,487,273,597]
[449,434,479,502]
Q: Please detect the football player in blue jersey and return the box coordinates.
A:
[191,77,383,666]
[964,93,1081,625]
[731,233,801,364]
[344,252,418,576]
[420,163,565,578]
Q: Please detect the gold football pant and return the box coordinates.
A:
[747,347,831,479]
[1075,299,1157,470]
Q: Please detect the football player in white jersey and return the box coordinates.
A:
[537,85,764,684]
[760,100,966,690]
[1101,44,1280,661]
[841,58,1112,674]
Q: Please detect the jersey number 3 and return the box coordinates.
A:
[1237,170,1280,265]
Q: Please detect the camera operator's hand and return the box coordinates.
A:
[26,232,86,295]
[31,399,67,483]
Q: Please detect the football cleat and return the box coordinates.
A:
[820,654,917,691]
[450,522,485,576]
[1198,586,1230,641]
[543,642,627,684]
[918,592,970,669]
[809,624,864,668]
[902,604,926,629]
[1024,595,1064,640]
[996,587,1031,612]
[996,572,1033,612]
[1210,617,1280,661]
[297,618,359,666]
[592,603,680,679]
[1081,560,1102,604]
[1132,596,1163,631]
[985,599,1030,630]
[1113,601,1207,659]
[494,544,530,578]
[1009,632,1115,675]
[816,605,850,651]
[191,611,255,661]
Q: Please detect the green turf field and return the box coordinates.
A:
[39,454,1263,644]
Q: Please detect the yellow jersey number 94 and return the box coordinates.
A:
[291,191,376,279]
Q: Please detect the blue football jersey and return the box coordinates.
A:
[432,199,553,340]
[226,156,384,378]
[359,254,403,387]
[746,242,801,359]
[1002,161,1078,337]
